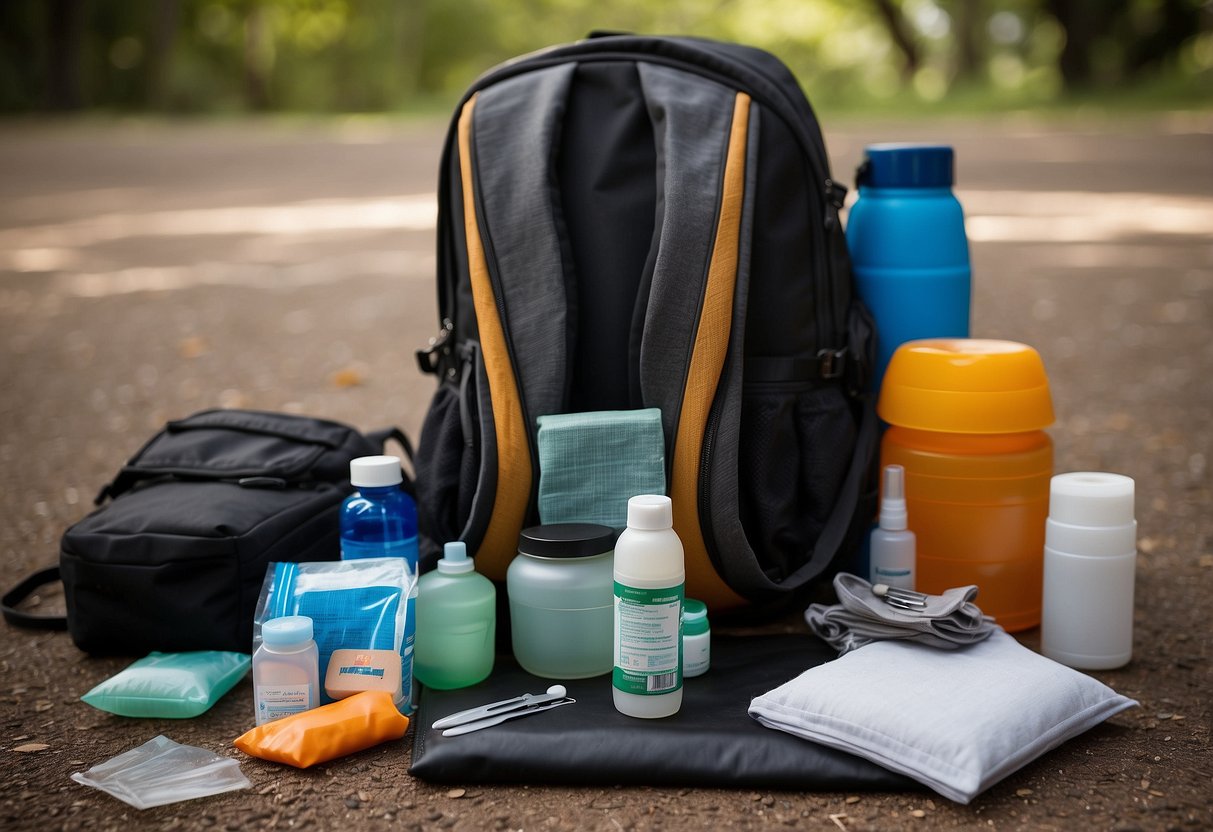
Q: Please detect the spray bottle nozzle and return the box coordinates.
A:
[879,465,908,531]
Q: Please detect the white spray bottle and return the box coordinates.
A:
[870,464,916,590]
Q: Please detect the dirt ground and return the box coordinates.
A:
[1,112,1210,831]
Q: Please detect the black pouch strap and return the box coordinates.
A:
[2,567,67,631]
[791,392,877,584]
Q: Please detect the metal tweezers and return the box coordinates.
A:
[431,685,575,737]
[872,583,930,610]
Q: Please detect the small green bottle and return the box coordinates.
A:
[414,542,496,689]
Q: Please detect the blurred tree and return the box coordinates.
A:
[45,0,86,110]
[1046,0,1206,88]
[870,0,922,81]
[0,0,1206,113]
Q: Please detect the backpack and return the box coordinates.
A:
[52,409,408,654]
[413,34,877,612]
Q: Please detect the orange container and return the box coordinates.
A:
[878,339,1054,632]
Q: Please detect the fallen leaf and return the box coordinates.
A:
[12,743,48,753]
[178,337,209,359]
[34,701,53,713]
[331,366,367,389]
[219,389,249,409]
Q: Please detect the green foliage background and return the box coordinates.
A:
[1,0,1210,115]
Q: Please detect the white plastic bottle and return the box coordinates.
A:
[253,615,320,725]
[870,464,916,590]
[1042,472,1136,670]
[613,495,684,718]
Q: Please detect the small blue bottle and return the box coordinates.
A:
[846,144,971,394]
[340,455,418,565]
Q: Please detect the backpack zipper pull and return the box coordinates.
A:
[823,179,847,230]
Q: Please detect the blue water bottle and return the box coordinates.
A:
[340,455,419,563]
[340,454,419,704]
[846,144,971,393]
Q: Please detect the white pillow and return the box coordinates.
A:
[748,629,1136,803]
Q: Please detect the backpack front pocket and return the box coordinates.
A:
[737,381,856,582]
[414,342,491,568]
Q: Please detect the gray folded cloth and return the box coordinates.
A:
[806,573,998,654]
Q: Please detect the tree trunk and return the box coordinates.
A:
[954,0,983,82]
[244,2,271,110]
[871,0,921,82]
[45,0,86,110]
[146,0,180,109]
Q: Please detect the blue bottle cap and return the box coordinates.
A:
[263,615,314,647]
[858,144,954,188]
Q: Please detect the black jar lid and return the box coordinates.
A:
[517,523,616,558]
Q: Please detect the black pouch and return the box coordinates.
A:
[410,634,917,791]
[27,409,409,656]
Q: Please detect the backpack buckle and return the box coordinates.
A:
[416,319,455,376]
[817,347,847,380]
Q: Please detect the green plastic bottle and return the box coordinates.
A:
[414,542,496,689]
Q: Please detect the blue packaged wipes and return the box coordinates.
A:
[254,558,415,710]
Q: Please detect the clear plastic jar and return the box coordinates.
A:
[507,524,615,679]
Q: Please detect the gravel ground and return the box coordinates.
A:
[1,113,1210,831]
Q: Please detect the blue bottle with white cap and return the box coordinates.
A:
[846,144,971,393]
[339,455,418,565]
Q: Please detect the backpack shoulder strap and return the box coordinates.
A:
[452,64,576,578]
[632,62,758,609]
[2,567,66,631]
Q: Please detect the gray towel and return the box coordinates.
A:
[806,573,998,654]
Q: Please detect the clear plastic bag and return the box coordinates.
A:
[71,735,251,809]
[82,651,251,718]
[254,558,415,709]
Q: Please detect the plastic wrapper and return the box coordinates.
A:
[70,735,250,809]
[234,689,409,768]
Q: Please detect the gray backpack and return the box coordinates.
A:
[414,34,876,612]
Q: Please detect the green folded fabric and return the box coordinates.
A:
[536,408,666,529]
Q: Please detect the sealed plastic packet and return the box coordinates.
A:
[234,689,409,768]
[82,651,250,718]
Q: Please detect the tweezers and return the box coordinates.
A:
[432,685,575,737]
[872,583,929,610]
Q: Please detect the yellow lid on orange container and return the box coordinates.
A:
[878,339,1055,434]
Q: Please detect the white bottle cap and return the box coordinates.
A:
[437,540,474,574]
[349,455,403,488]
[1049,472,1135,527]
[879,464,908,531]
[626,494,673,530]
[263,615,313,647]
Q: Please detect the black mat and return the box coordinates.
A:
[410,634,918,790]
